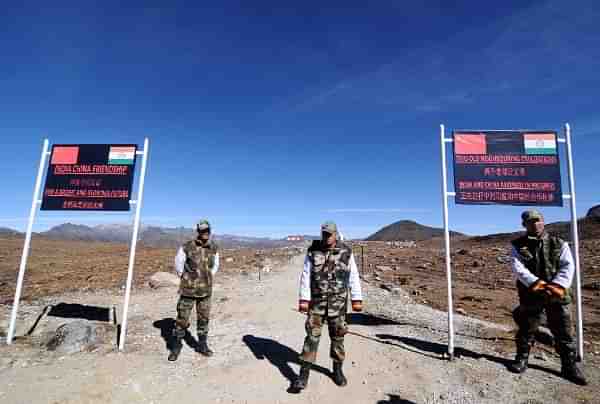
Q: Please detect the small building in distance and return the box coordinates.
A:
[286,235,305,242]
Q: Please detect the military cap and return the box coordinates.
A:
[521,209,543,222]
[321,221,337,233]
[196,219,211,232]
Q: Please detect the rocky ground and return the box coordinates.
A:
[0,251,599,403]
[353,236,600,352]
[0,235,302,304]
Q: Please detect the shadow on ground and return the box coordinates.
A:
[24,302,113,337]
[348,313,403,326]
[376,394,417,404]
[153,318,203,353]
[375,334,561,377]
[242,334,332,393]
[47,303,111,322]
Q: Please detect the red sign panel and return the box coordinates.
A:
[41,144,138,211]
[453,131,563,206]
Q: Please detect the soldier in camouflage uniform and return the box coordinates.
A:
[291,221,363,392]
[168,219,219,361]
[508,210,586,385]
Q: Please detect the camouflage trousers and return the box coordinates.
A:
[299,311,348,364]
[174,295,211,338]
[513,291,575,358]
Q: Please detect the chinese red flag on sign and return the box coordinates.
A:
[51,146,79,165]
[454,134,487,155]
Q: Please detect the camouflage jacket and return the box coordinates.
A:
[511,233,572,304]
[178,240,219,298]
[306,240,353,316]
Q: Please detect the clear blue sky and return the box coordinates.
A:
[1,1,598,238]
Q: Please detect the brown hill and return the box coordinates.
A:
[366,220,465,241]
[588,204,600,219]
[469,216,600,244]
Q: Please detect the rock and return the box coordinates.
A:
[225,257,234,263]
[376,265,393,272]
[472,260,482,268]
[45,320,111,354]
[533,352,548,361]
[456,308,467,315]
[583,281,600,291]
[396,277,409,285]
[0,357,15,368]
[457,249,469,255]
[148,272,180,289]
[496,255,511,264]
[380,284,393,292]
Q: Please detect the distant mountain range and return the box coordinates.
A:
[1,205,598,246]
[365,220,465,241]
[0,227,22,237]
[471,208,600,243]
[0,223,300,249]
[48,223,304,249]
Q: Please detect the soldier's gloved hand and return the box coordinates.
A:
[529,280,548,294]
[298,300,310,313]
[351,300,363,312]
[546,283,566,299]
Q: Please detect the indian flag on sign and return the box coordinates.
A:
[108,146,136,165]
[523,133,557,155]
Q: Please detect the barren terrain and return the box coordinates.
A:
[354,235,600,349]
[0,235,599,403]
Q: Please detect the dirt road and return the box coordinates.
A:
[0,254,598,403]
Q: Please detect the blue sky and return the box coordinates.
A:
[0,0,598,238]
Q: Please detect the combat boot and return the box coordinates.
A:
[290,364,311,392]
[507,353,529,374]
[196,335,214,357]
[560,352,587,385]
[168,330,184,362]
[332,361,348,387]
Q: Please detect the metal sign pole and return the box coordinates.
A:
[7,139,50,345]
[119,138,150,351]
[564,123,584,362]
[439,124,455,360]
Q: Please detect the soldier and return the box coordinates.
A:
[168,219,219,361]
[291,221,363,392]
[508,210,587,385]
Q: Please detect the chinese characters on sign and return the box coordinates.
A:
[453,131,563,206]
[41,144,138,211]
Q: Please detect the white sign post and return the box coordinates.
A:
[119,137,150,351]
[439,123,584,362]
[6,139,50,345]
[439,124,455,360]
[563,123,584,362]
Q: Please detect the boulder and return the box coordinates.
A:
[45,320,113,354]
[496,255,511,264]
[148,272,180,289]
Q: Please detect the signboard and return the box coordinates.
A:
[41,144,138,211]
[453,131,563,206]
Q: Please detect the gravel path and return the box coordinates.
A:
[0,254,597,403]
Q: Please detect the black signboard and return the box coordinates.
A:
[41,144,138,211]
[453,131,563,206]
